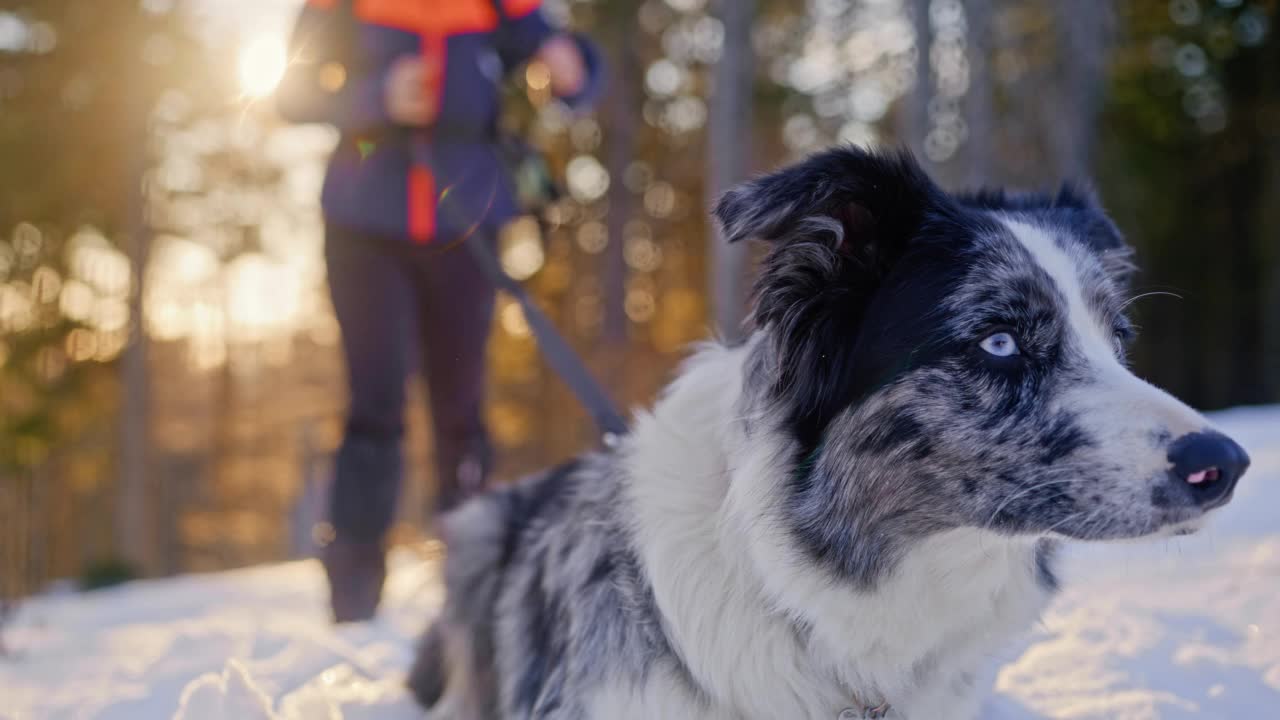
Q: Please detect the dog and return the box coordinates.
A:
[406,146,1250,719]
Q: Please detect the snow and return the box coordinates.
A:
[2,406,1278,720]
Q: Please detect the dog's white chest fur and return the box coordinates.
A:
[616,343,1052,720]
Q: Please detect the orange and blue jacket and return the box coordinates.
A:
[277,0,601,242]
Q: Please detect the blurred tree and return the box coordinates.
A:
[1099,0,1278,409]
[899,0,1116,186]
[0,0,208,581]
[1046,0,1115,180]
[1261,33,1280,402]
[962,0,994,185]
[707,0,757,341]
[905,0,932,166]
[599,2,641,348]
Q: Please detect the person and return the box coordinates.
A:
[276,0,601,622]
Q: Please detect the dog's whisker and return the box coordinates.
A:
[1119,290,1184,310]
[982,477,1083,534]
[1040,512,1081,538]
[1074,505,1113,539]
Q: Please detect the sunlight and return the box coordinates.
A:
[237,34,286,98]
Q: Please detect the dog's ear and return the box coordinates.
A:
[1051,184,1136,286]
[960,182,1135,286]
[714,146,941,250]
[714,147,948,447]
[713,146,947,332]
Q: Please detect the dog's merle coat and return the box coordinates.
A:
[408,147,1247,719]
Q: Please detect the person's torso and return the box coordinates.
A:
[354,0,540,130]
[323,0,541,241]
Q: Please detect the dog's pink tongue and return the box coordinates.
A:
[1187,468,1214,485]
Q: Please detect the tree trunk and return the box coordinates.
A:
[707,0,757,341]
[1047,0,1113,179]
[1222,23,1278,405]
[900,0,932,161]
[602,11,639,347]
[963,0,994,187]
[1256,29,1280,403]
[115,98,154,576]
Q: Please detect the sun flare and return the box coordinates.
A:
[237,34,287,98]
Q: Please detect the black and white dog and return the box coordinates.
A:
[407,147,1250,719]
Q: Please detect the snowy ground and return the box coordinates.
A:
[2,406,1278,720]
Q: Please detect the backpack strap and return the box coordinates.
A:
[488,0,514,64]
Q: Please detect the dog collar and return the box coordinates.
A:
[838,701,891,719]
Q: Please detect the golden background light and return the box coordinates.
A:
[238,34,287,98]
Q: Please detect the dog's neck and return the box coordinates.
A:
[623,339,1052,719]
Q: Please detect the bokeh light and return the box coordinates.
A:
[500,217,546,281]
[566,154,610,202]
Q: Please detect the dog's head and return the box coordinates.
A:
[717,147,1249,583]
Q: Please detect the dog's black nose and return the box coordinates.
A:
[1166,431,1250,508]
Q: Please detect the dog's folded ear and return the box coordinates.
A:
[715,147,950,446]
[713,146,944,257]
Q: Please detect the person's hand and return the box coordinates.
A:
[384,55,438,127]
[536,35,586,98]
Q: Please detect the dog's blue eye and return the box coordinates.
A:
[980,332,1019,357]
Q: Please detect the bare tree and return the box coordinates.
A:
[902,0,933,161]
[707,0,757,342]
[963,0,995,187]
[0,598,15,656]
[1259,30,1280,402]
[115,85,156,577]
[1,472,30,657]
[0,481,18,657]
[603,9,640,347]
[1046,0,1115,180]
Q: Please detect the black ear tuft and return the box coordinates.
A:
[957,180,1133,282]
[957,181,1100,213]
[713,146,943,248]
[1051,182,1099,210]
[1050,187,1136,285]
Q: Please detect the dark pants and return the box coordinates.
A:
[325,224,496,543]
